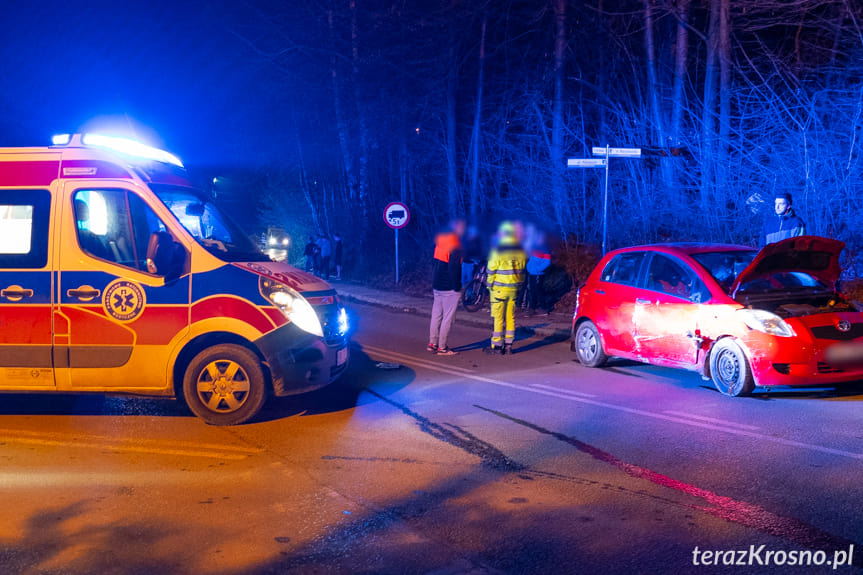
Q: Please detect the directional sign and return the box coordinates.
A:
[383,202,410,229]
[592,147,642,158]
[567,158,607,168]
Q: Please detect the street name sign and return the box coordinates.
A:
[567,158,607,168]
[591,147,642,158]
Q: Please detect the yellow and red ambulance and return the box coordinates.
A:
[0,133,349,425]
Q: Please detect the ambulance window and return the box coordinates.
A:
[0,190,50,269]
[73,189,171,273]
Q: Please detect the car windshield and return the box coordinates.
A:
[151,185,269,262]
[691,250,757,291]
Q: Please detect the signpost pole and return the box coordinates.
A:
[383,201,410,284]
[395,228,399,283]
[602,145,610,256]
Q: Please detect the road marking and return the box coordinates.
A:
[0,429,262,460]
[363,344,477,374]
[662,410,761,431]
[531,383,596,398]
[365,348,863,461]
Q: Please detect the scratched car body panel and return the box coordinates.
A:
[571,236,863,395]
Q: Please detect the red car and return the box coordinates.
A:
[571,236,863,395]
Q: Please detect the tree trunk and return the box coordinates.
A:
[468,12,487,220]
[700,0,720,220]
[551,0,568,234]
[446,0,459,220]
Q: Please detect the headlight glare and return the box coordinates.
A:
[737,309,795,337]
[260,278,323,337]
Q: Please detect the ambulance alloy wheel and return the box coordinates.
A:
[183,344,267,425]
[575,320,608,368]
[709,338,754,397]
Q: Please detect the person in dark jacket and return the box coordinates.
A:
[762,192,806,245]
[304,237,318,273]
[333,232,343,280]
[428,219,465,356]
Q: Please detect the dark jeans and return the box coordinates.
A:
[527,274,547,311]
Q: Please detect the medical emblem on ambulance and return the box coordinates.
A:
[103,280,146,322]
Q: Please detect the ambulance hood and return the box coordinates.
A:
[232,261,334,294]
[730,235,844,296]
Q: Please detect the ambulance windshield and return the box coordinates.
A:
[151,185,269,262]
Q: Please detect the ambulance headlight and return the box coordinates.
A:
[260,278,323,337]
[337,307,349,335]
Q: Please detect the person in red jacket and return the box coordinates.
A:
[428,219,465,356]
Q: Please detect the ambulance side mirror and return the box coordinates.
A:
[146,231,186,280]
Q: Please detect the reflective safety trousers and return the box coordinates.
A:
[490,287,518,346]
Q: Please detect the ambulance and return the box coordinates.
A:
[0,133,349,425]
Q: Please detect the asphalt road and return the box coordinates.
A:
[1,302,862,574]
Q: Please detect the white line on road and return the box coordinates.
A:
[0,429,262,459]
[363,344,477,374]
[530,383,597,398]
[365,347,863,461]
[662,410,762,431]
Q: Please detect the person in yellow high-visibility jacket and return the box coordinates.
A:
[484,221,527,355]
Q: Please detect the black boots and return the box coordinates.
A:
[483,346,504,355]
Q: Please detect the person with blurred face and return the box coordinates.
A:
[428,219,465,356]
[484,221,527,355]
[762,192,805,246]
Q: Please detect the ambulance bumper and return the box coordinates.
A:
[255,323,349,397]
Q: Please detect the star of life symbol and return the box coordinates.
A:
[103,280,146,322]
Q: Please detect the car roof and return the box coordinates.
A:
[612,242,757,256]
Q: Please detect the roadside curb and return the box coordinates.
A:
[338,291,572,340]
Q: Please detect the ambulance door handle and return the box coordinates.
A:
[635,298,652,305]
[1,286,34,301]
[67,286,101,301]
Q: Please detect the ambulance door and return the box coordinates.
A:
[56,185,190,391]
[0,189,55,388]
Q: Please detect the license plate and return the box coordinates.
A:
[337,347,348,365]
[825,341,863,366]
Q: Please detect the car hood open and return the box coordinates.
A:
[730,236,845,296]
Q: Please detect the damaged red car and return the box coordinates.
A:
[571,236,863,396]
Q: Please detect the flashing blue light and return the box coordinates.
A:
[81,133,184,167]
[338,307,349,335]
[52,134,71,145]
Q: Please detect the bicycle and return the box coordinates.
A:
[462,262,488,312]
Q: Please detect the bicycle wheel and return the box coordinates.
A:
[462,278,486,312]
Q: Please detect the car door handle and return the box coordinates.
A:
[635,298,652,304]
[67,286,101,301]
[1,286,34,300]
[594,289,605,295]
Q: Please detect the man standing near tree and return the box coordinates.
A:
[762,192,806,246]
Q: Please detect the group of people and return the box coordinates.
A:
[304,233,343,280]
[428,219,554,357]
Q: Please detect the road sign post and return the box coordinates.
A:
[568,146,642,255]
[383,202,410,283]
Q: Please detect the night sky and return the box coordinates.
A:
[1,1,287,167]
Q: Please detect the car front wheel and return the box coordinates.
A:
[574,320,608,368]
[183,344,268,425]
[709,338,754,397]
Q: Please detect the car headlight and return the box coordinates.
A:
[736,308,795,337]
[260,277,323,337]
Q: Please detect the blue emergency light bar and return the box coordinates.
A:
[51,133,184,168]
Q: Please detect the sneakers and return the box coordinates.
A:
[427,343,439,353]
[436,347,458,356]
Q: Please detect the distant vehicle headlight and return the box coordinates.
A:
[736,309,795,337]
[260,277,323,337]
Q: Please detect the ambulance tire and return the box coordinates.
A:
[183,344,268,426]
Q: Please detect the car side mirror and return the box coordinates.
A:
[146,231,186,280]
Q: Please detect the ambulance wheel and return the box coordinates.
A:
[709,338,754,397]
[183,344,268,425]
[574,321,608,368]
